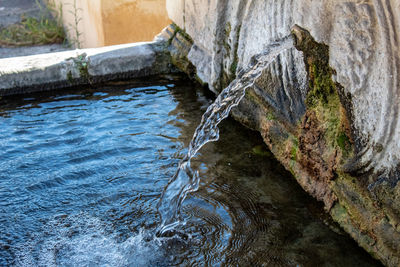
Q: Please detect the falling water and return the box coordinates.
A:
[157,35,294,234]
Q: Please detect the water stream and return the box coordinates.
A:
[157,35,294,234]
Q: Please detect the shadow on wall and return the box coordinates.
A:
[52,0,171,48]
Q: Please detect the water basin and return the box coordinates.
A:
[0,77,381,266]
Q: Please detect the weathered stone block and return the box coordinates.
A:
[166,0,400,266]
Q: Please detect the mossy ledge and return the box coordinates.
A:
[166,21,400,265]
[165,24,203,85]
[265,25,400,266]
[228,25,399,266]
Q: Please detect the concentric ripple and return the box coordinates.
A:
[0,78,381,266]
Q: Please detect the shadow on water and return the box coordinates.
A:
[0,76,382,266]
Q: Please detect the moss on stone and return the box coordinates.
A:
[330,202,348,221]
[166,24,198,82]
[66,70,73,83]
[266,112,276,121]
[230,25,400,265]
[307,62,335,107]
[251,145,274,157]
[244,90,263,107]
[288,26,400,264]
[229,25,241,78]
[172,23,193,43]
[292,25,353,161]
[65,53,89,83]
[337,131,352,155]
[223,22,232,54]
[224,22,232,37]
[167,28,177,46]
[291,138,299,161]
[168,23,193,47]
[71,53,89,81]
[230,54,238,77]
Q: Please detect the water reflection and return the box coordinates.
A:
[0,77,381,266]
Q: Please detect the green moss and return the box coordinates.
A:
[223,41,230,54]
[223,22,232,53]
[306,62,336,107]
[291,138,299,161]
[224,22,231,37]
[337,131,352,154]
[330,188,381,260]
[235,25,242,43]
[293,25,353,159]
[229,25,241,78]
[330,202,348,221]
[167,28,176,46]
[167,23,193,48]
[69,53,89,81]
[266,112,276,121]
[172,23,193,43]
[166,23,199,81]
[230,55,238,77]
[251,145,273,157]
[244,90,264,107]
[292,25,334,109]
[76,54,88,79]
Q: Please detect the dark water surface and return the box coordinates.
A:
[0,78,380,266]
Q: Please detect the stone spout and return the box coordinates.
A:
[165,0,400,266]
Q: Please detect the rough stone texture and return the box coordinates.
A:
[166,1,400,266]
[0,44,69,59]
[0,38,173,96]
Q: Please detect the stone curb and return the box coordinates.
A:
[0,39,172,96]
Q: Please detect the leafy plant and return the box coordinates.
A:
[65,0,83,48]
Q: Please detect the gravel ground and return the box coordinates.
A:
[0,0,70,59]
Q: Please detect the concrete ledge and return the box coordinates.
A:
[0,39,173,96]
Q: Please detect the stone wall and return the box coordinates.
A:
[165,1,400,266]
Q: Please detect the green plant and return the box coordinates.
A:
[46,0,64,28]
[74,53,88,78]
[0,1,65,46]
[65,0,83,48]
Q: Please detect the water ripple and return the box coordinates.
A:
[0,79,381,267]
